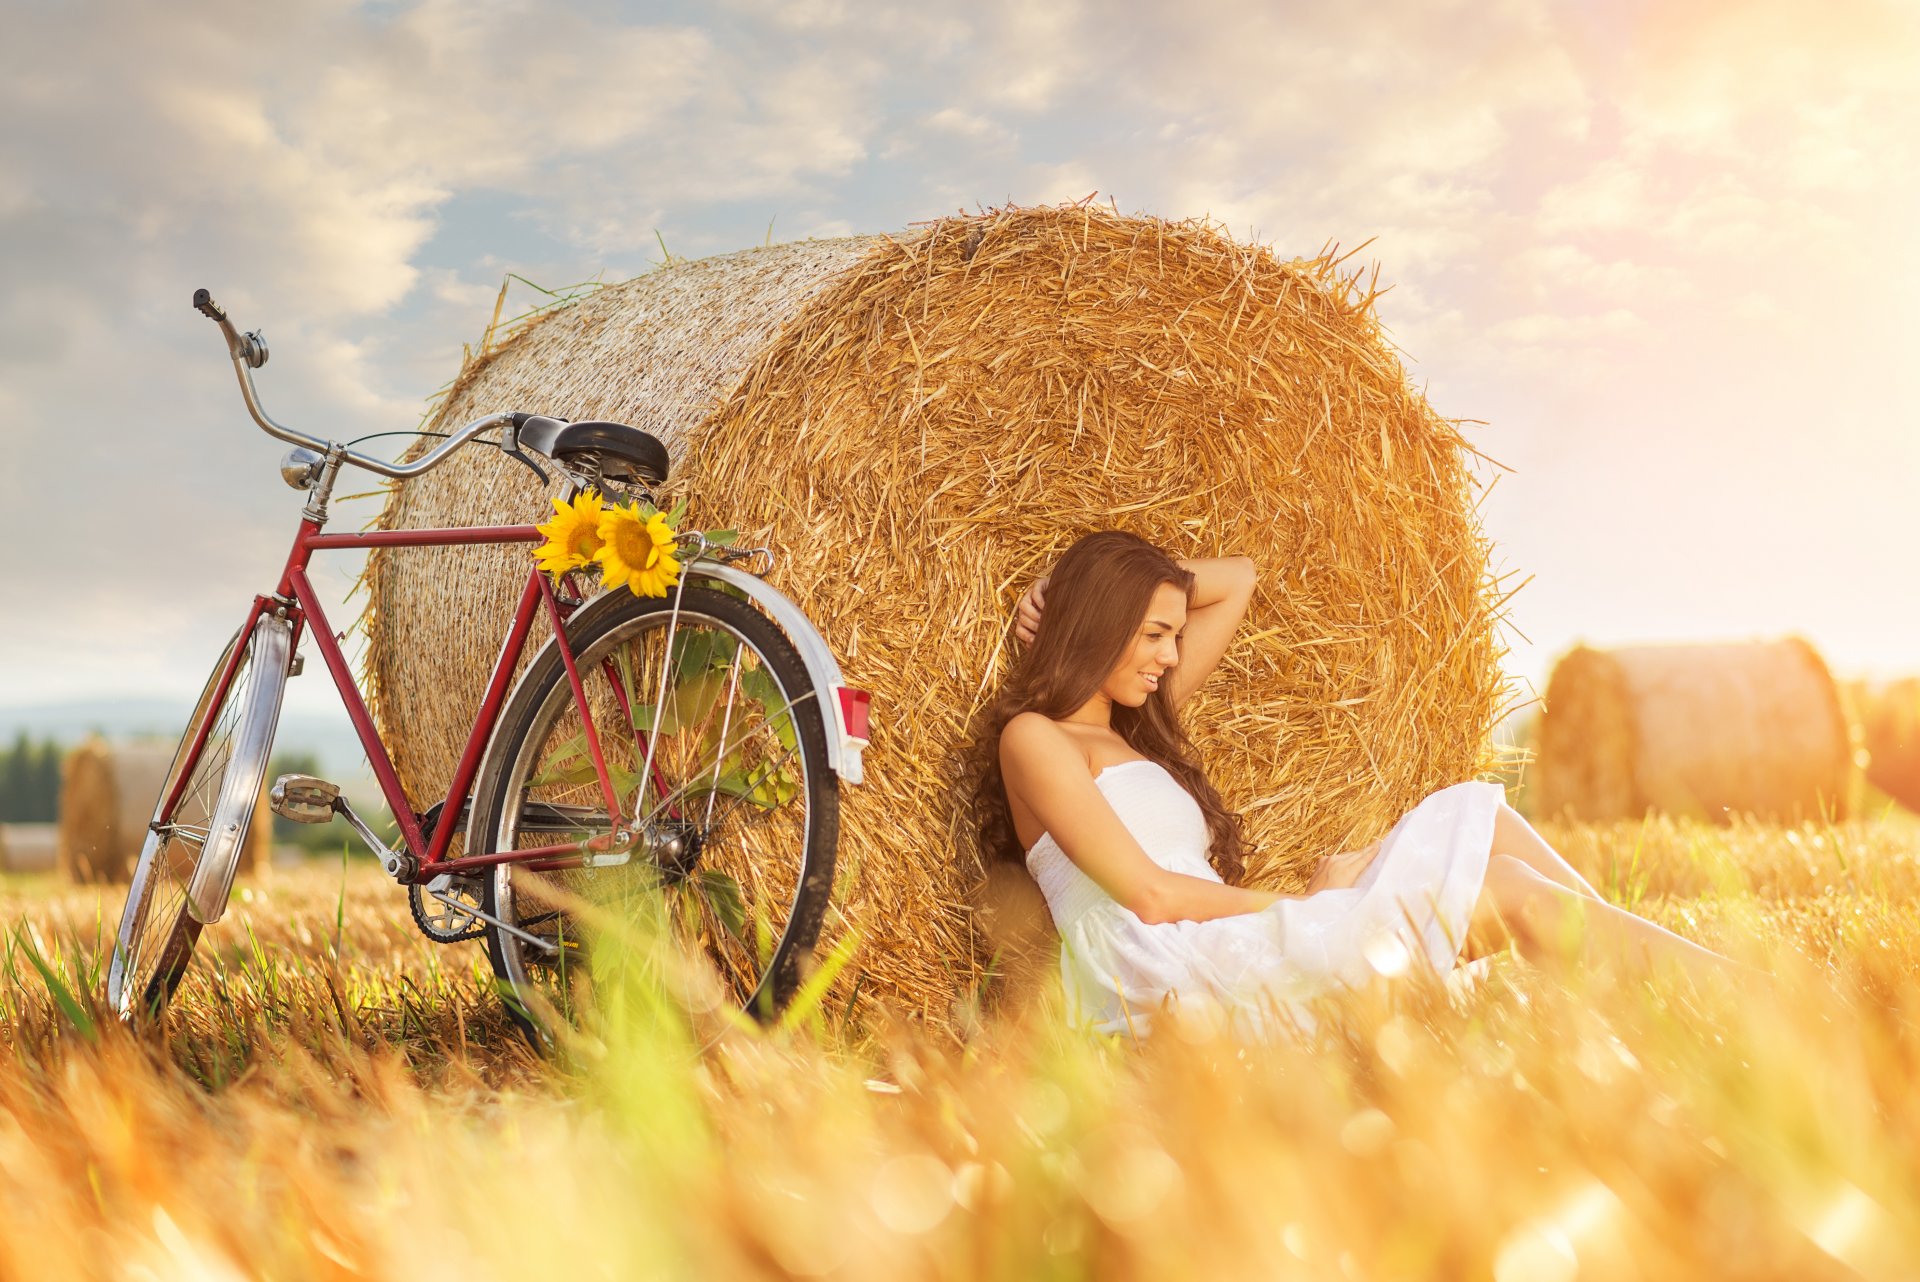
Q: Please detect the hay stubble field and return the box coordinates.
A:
[4,814,1919,1281]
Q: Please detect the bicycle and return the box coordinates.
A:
[106,288,872,1041]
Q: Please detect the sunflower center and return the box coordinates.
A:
[610,519,654,567]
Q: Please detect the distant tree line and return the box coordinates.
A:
[0,733,62,822]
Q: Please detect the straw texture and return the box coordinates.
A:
[1533,639,1852,823]
[56,738,270,883]
[365,205,1509,1024]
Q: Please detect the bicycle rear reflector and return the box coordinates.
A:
[836,687,872,743]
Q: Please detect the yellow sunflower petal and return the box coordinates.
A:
[533,489,608,580]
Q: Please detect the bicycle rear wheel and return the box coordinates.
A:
[474,585,839,1042]
[107,614,289,1021]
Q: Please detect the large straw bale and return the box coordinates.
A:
[1533,639,1852,823]
[57,737,271,884]
[1861,677,1920,813]
[0,823,58,873]
[367,204,1509,1024]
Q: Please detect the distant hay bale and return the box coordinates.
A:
[57,737,270,884]
[0,823,58,874]
[1861,677,1920,813]
[366,204,1508,1024]
[1533,639,1852,823]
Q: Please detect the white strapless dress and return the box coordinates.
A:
[1023,760,1502,1038]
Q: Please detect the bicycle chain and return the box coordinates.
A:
[406,800,488,943]
[408,878,489,944]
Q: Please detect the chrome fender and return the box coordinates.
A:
[187,613,292,924]
[690,563,865,786]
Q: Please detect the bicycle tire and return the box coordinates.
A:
[473,584,839,1043]
[107,614,289,1021]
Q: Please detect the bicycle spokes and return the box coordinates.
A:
[496,604,819,1014]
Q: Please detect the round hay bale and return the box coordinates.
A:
[1861,677,1920,813]
[1533,638,1852,823]
[0,823,59,874]
[368,204,1507,1024]
[57,737,272,884]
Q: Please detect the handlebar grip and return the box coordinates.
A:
[193,288,228,322]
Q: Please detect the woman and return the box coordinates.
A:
[971,530,1745,1038]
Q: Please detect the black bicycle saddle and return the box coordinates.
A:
[517,415,670,485]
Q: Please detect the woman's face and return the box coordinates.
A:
[1101,582,1188,707]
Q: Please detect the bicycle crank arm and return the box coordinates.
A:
[329,792,421,883]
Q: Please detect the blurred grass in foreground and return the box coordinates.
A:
[1,816,1917,1280]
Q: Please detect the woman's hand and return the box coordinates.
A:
[1014,575,1049,645]
[1306,840,1382,893]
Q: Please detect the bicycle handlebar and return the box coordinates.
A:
[193,286,527,481]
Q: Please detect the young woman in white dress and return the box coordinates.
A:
[972,530,1744,1037]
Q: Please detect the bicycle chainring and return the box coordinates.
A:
[409,874,489,944]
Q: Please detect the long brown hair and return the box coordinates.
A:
[968,530,1248,884]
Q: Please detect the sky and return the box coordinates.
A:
[2,0,1917,754]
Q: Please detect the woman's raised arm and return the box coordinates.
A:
[1013,556,1255,709]
[1163,555,1255,707]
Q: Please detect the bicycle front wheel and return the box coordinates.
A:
[107,614,288,1021]
[474,585,839,1041]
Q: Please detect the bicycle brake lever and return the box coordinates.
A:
[501,441,550,486]
[494,414,550,485]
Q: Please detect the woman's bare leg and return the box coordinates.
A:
[1468,854,1748,986]
[1490,803,1606,902]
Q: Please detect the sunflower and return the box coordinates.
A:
[595,501,682,597]
[533,490,607,580]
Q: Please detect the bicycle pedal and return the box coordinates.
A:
[269,774,341,824]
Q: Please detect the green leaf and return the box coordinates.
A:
[671,628,739,682]
[528,728,599,788]
[705,760,798,810]
[693,869,748,941]
[528,727,640,803]
[740,666,801,756]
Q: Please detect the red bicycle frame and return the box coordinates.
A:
[171,510,639,880]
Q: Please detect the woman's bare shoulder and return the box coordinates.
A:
[1001,711,1066,759]
[999,713,1089,775]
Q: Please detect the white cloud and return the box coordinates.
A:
[1488,307,1644,346]
[925,108,1001,140]
[5,0,1920,712]
[0,0,897,706]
